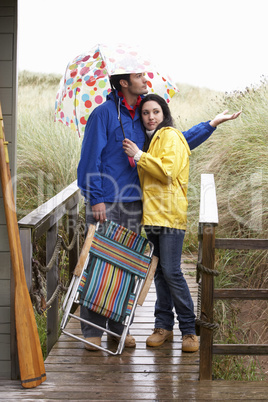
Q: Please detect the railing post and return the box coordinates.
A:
[68,203,79,279]
[198,174,218,381]
[19,227,33,290]
[46,222,58,354]
[199,223,216,380]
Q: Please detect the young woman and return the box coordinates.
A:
[122,94,198,352]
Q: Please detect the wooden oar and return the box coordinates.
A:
[0,106,46,388]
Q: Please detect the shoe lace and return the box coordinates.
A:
[183,334,195,340]
[153,328,164,334]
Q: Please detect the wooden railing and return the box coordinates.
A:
[18,180,81,354]
[197,173,268,380]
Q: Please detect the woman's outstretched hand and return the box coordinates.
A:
[123,139,140,157]
[209,109,242,127]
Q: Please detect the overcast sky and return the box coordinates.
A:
[18,0,268,92]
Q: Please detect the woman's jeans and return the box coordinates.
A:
[80,201,142,338]
[145,226,196,336]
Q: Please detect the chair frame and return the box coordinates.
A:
[60,222,154,355]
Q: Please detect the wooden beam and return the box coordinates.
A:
[215,238,268,250]
[213,344,268,355]
[214,289,268,300]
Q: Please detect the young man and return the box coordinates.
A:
[77,73,241,350]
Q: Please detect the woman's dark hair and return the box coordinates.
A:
[110,74,131,91]
[140,94,174,151]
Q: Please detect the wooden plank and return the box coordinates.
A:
[0,7,15,17]
[0,279,10,306]
[0,337,10,358]
[0,88,12,114]
[137,255,158,305]
[0,361,11,378]
[214,288,268,300]
[213,344,268,355]
[215,238,268,250]
[0,61,12,86]
[0,0,16,6]
[0,252,10,279]
[0,224,9,251]
[199,174,218,224]
[0,33,13,60]
[0,16,14,33]
[0,196,5,222]
[1,378,268,400]
[0,306,10,323]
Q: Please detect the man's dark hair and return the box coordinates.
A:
[110,74,131,91]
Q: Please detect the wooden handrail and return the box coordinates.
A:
[18,180,81,354]
[19,180,81,241]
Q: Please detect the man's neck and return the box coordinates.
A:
[120,89,138,107]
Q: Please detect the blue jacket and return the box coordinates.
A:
[77,91,215,205]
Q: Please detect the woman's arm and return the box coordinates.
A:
[123,132,185,184]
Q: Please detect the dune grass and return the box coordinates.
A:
[17,71,82,219]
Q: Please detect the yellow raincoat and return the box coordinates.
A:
[137,127,191,230]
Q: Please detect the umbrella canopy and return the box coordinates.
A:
[55,43,179,136]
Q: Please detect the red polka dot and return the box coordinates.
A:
[80,116,87,125]
[70,69,77,78]
[85,100,92,108]
[86,77,96,86]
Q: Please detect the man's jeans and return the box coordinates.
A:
[145,226,196,336]
[80,201,142,337]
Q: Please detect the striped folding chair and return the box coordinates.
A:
[61,220,155,355]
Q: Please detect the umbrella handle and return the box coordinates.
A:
[128,156,136,168]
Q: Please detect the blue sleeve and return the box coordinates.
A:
[77,109,107,205]
[182,121,216,150]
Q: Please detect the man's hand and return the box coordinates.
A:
[92,203,106,223]
[209,109,242,128]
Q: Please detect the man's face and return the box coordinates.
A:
[128,73,148,96]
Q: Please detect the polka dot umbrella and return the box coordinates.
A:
[55,43,178,136]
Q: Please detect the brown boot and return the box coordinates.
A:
[146,328,173,347]
[84,337,101,351]
[108,334,136,348]
[182,334,199,352]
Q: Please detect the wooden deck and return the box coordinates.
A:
[0,256,267,400]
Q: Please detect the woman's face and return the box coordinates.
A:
[141,100,164,131]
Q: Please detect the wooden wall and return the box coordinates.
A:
[0,0,18,379]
